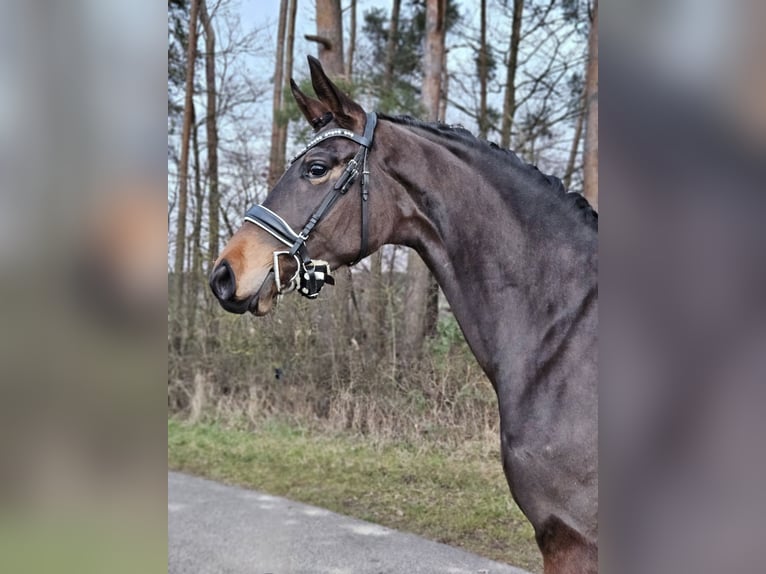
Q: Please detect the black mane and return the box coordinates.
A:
[380,113,597,230]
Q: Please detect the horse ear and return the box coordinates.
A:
[290,79,330,130]
[306,55,365,130]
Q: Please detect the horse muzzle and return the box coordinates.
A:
[209,260,279,316]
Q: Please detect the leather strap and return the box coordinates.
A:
[354,113,377,264]
[244,205,302,248]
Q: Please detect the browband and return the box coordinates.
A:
[290,113,377,165]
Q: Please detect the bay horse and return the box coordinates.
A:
[210,56,598,574]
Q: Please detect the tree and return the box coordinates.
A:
[500,0,524,149]
[369,0,404,354]
[267,0,289,188]
[199,0,219,270]
[361,0,458,115]
[583,0,598,208]
[477,0,489,138]
[308,0,344,75]
[564,88,585,190]
[382,0,401,92]
[168,0,190,132]
[404,0,447,359]
[172,0,199,341]
[345,0,357,77]
[422,0,447,118]
[308,0,354,340]
[282,0,298,156]
[187,101,203,344]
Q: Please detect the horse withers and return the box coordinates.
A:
[210,56,598,574]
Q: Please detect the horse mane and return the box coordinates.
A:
[380,113,598,230]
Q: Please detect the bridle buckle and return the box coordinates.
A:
[272,251,300,294]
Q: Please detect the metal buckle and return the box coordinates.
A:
[272,251,301,294]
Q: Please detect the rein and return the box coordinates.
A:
[243,112,378,299]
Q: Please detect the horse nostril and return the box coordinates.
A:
[209,260,236,301]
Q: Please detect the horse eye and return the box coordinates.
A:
[308,163,328,177]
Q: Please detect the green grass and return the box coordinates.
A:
[168,418,542,573]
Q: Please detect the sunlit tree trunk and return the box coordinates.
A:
[500,0,524,149]
[583,0,598,209]
[309,0,344,75]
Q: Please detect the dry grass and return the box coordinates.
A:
[169,285,500,445]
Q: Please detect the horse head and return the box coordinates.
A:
[210,56,388,315]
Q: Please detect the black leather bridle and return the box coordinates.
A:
[243,112,378,299]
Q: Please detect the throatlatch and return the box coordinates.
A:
[243,112,377,299]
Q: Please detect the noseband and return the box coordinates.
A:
[243,112,377,299]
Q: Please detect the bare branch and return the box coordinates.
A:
[304,34,332,49]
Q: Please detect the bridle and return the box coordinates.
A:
[243,112,378,299]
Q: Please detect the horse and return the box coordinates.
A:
[209,55,598,574]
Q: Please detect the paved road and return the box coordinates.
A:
[169,472,533,574]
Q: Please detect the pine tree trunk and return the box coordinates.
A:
[583,0,599,209]
[172,0,199,344]
[421,0,445,119]
[312,0,344,75]
[500,0,524,149]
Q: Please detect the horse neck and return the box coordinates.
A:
[380,121,598,388]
